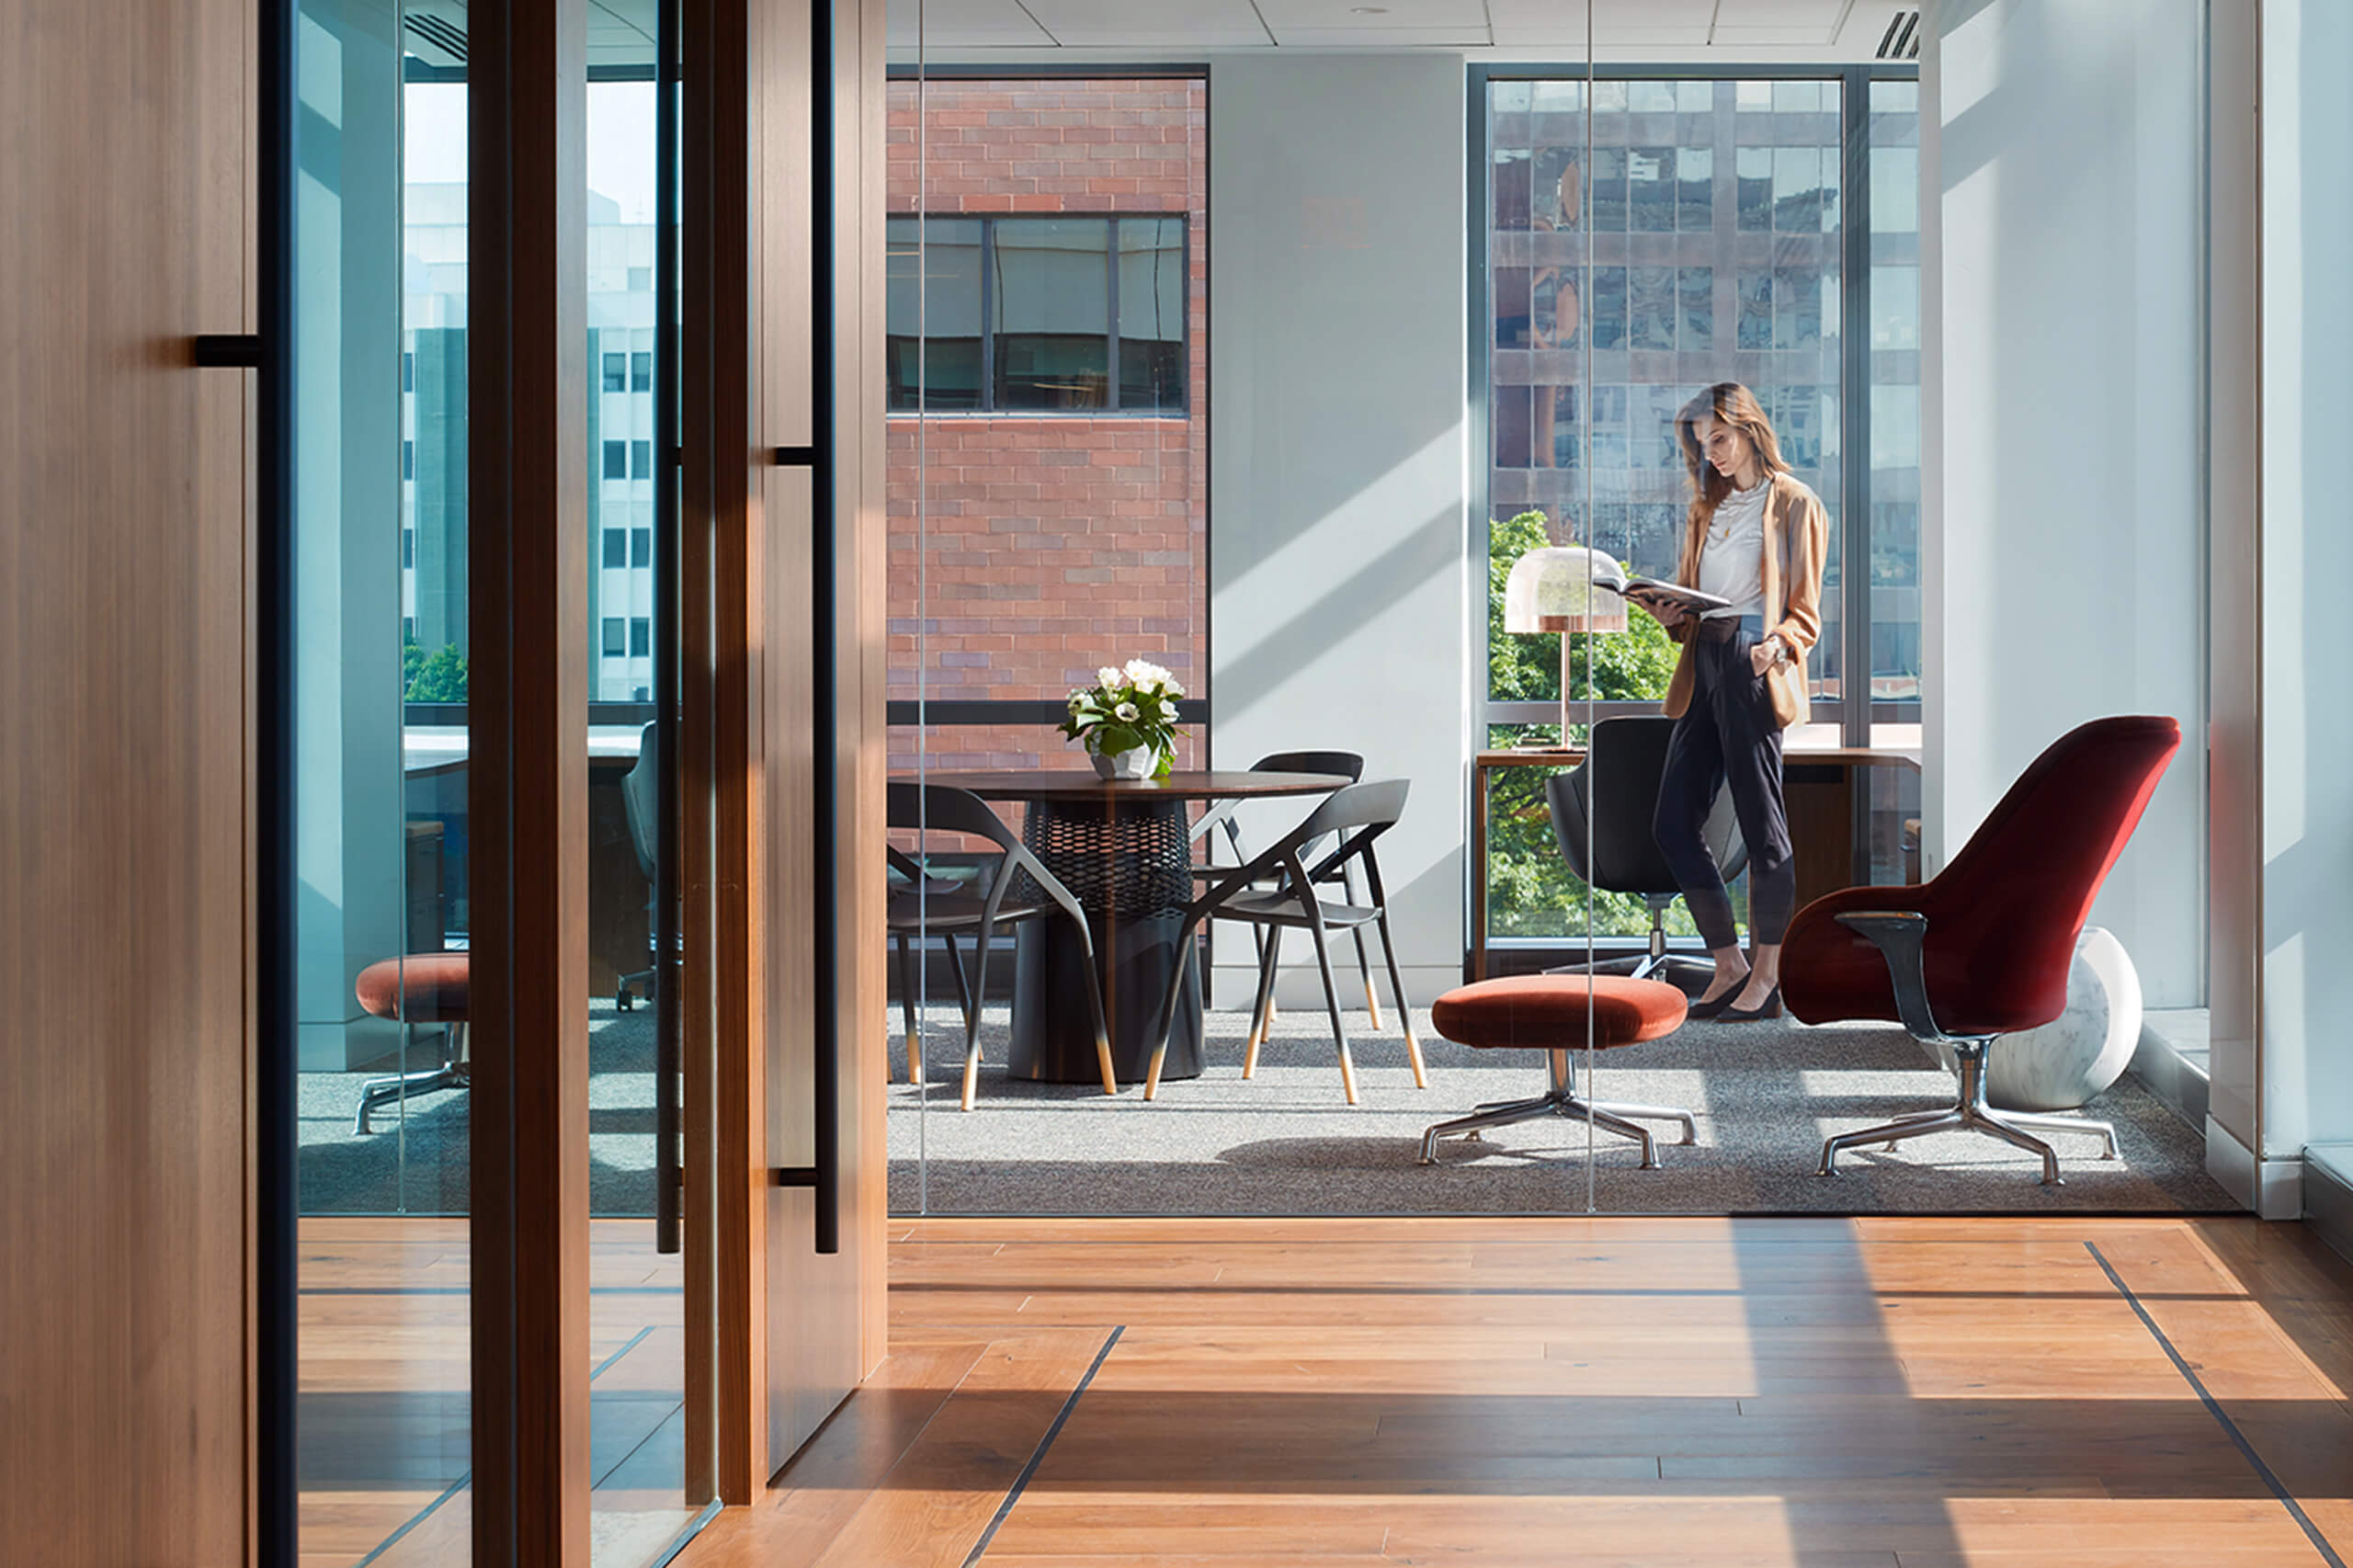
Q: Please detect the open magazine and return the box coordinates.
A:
[1588,562,1733,615]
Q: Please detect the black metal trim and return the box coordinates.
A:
[957,1327,1125,1568]
[653,0,681,1258]
[774,445,816,466]
[810,0,841,1257]
[256,0,298,1559]
[195,333,263,368]
[1840,66,1872,751]
[886,698,1210,728]
[772,1166,820,1187]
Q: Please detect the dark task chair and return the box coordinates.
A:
[886,781,1117,1108]
[615,722,659,1010]
[1189,749,1381,1040]
[1544,715,1745,983]
[1147,778,1423,1107]
[1786,714,2181,1185]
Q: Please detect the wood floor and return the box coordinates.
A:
[679,1215,2353,1568]
[297,1217,698,1568]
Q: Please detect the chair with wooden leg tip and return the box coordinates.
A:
[1784,714,2181,1186]
[1415,974,1694,1167]
[885,846,976,1087]
[1188,750,1376,1037]
[1144,778,1423,1107]
[886,781,1118,1108]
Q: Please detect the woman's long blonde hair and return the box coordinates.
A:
[1676,381,1789,533]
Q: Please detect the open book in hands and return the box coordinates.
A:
[1590,563,1733,615]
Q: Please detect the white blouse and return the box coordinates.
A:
[1696,477,1771,620]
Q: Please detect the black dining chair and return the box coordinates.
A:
[1188,750,1379,1050]
[1146,778,1422,1106]
[886,781,1117,1108]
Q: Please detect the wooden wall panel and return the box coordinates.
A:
[0,0,253,1561]
[467,0,593,1560]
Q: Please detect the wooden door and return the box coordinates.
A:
[0,0,255,1560]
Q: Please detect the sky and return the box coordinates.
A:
[404,79,659,224]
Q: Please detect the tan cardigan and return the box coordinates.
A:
[1661,471,1830,729]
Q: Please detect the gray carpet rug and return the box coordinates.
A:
[888,1002,2236,1216]
[297,1000,658,1215]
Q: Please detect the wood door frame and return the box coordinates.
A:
[466,0,595,1560]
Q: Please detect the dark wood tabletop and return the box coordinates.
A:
[899,768,1350,802]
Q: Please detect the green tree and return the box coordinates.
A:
[1484,510,1696,940]
[403,633,469,702]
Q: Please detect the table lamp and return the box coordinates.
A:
[1503,540,1626,743]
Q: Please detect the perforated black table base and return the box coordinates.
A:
[1009,796,1205,1084]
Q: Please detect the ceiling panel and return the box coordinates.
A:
[1019,0,1272,48]
[883,0,1054,49]
[1254,0,1489,27]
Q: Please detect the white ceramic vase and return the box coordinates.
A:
[1089,744,1155,779]
[1931,925,2143,1112]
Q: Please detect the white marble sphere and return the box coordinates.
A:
[1932,926,2143,1112]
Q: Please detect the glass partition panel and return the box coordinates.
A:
[887,53,1209,1214]
[294,6,472,1560]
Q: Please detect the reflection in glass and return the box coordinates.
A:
[994,217,1111,408]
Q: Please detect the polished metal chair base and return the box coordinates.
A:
[354,1024,469,1134]
[1818,1035,2117,1187]
[1419,1050,1695,1168]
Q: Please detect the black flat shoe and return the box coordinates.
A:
[1717,984,1782,1023]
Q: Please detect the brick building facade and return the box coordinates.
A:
[885,77,1209,772]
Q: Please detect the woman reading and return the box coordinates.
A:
[1622,382,1829,1022]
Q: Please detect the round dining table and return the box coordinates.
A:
[900,768,1351,1085]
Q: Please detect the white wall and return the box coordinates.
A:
[1922,0,2208,1006]
[1207,53,1470,1005]
[2259,0,2353,1160]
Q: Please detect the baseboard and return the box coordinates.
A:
[2204,1115,2298,1219]
[2305,1146,2353,1268]
[2128,1019,2210,1131]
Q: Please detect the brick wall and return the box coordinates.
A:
[886,78,1208,774]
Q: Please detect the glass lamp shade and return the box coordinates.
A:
[1502,543,1628,636]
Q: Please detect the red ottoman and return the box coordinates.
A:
[1418,974,1696,1168]
[351,953,472,1135]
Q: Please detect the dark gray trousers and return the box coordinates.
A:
[1652,619,1797,949]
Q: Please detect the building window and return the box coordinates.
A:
[602,618,626,657]
[603,352,627,393]
[402,350,414,393]
[631,351,653,392]
[603,528,628,569]
[630,527,652,568]
[629,617,650,658]
[885,213,1189,414]
[403,528,415,569]
[603,440,628,480]
[402,439,414,482]
[630,439,652,480]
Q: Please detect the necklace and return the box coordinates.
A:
[1711,475,1763,542]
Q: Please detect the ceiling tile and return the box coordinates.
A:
[1269,26,1495,46]
[1255,0,1489,27]
[883,0,1053,49]
[1020,0,1272,48]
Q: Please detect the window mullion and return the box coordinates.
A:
[979,215,996,413]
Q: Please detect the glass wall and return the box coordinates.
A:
[1480,68,1921,956]
[293,7,701,1562]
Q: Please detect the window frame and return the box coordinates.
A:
[1469,62,1923,746]
[887,211,1192,417]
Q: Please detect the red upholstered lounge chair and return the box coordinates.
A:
[1784,715,2180,1186]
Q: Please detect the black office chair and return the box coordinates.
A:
[1147,779,1423,1107]
[1544,715,1746,984]
[616,722,660,1010]
[1188,749,1380,1044]
[886,781,1117,1108]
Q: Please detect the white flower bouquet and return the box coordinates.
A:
[1060,658,1187,778]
